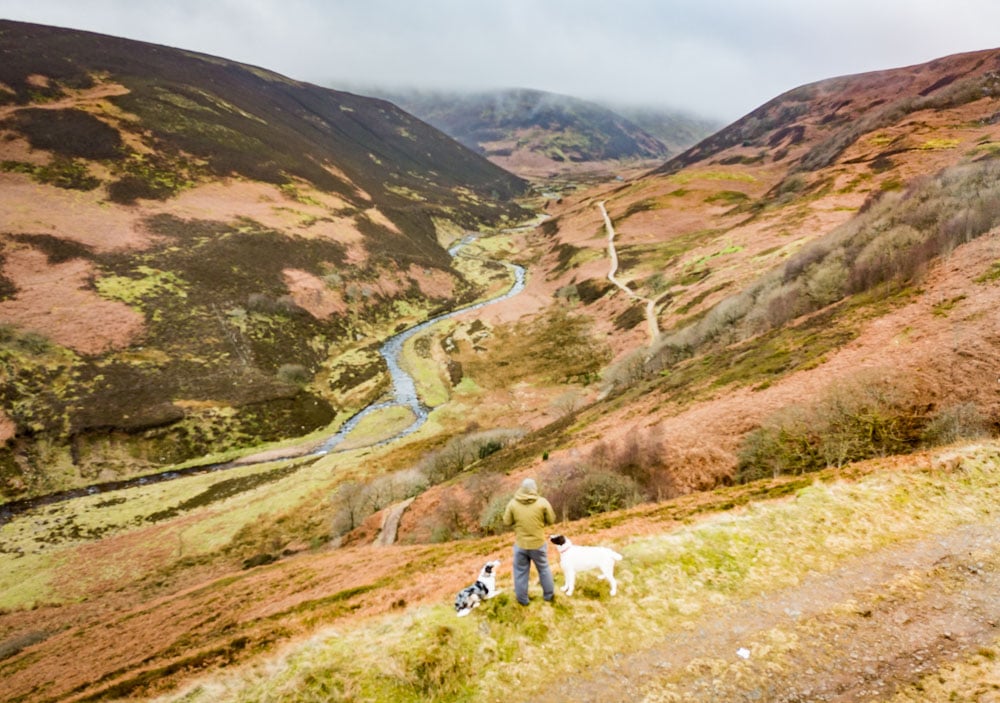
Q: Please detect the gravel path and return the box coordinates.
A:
[598,200,660,343]
[523,517,1000,702]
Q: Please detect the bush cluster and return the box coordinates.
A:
[736,370,989,482]
[418,428,526,485]
[329,469,428,537]
[539,427,679,522]
[329,428,523,539]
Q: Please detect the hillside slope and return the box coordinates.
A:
[380,88,682,178]
[384,46,1000,539]
[3,41,1000,703]
[2,443,998,702]
[0,21,530,500]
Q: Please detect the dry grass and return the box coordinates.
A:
[159,443,1000,703]
[885,640,1000,701]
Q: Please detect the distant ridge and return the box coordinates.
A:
[376,87,709,177]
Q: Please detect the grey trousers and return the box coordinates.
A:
[513,544,555,605]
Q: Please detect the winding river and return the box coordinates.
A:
[0,236,527,524]
[316,242,525,453]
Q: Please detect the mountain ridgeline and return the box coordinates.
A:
[655,48,1000,176]
[0,20,529,500]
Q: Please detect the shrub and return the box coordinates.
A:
[330,480,370,536]
[420,428,525,484]
[427,493,468,542]
[737,407,824,482]
[573,472,642,518]
[736,370,927,482]
[277,363,310,386]
[330,469,429,538]
[479,492,514,535]
[601,348,648,392]
[817,375,924,467]
[805,255,848,308]
[478,439,503,460]
[547,462,642,521]
[920,403,989,446]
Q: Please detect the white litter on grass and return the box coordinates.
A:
[736,647,751,660]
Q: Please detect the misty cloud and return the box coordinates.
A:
[1,0,999,121]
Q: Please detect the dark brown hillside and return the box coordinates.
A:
[655,47,1000,175]
[0,20,528,247]
[0,20,530,500]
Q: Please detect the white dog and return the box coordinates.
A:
[550,534,622,596]
[454,559,502,616]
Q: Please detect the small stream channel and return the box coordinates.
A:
[316,252,524,453]
[0,236,527,525]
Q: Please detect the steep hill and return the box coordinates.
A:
[0,20,529,500]
[3,41,1000,703]
[379,88,678,178]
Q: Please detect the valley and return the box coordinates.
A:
[1,20,1000,703]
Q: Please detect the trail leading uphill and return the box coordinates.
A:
[599,200,661,344]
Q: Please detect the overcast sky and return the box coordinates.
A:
[2,0,999,122]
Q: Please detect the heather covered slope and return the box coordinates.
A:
[655,47,1000,175]
[386,45,1000,538]
[0,20,529,500]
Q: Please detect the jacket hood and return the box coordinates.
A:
[515,485,539,503]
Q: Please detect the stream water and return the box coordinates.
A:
[317,252,525,453]
[0,237,526,524]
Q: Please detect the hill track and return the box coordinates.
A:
[598,200,660,344]
[525,517,1000,702]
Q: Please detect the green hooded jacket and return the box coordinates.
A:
[502,482,556,550]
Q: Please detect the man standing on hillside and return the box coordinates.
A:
[503,478,556,606]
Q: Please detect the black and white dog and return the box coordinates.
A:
[550,534,622,596]
[454,559,502,616]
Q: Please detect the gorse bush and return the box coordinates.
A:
[479,491,515,535]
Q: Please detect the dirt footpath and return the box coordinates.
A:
[525,518,1000,702]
